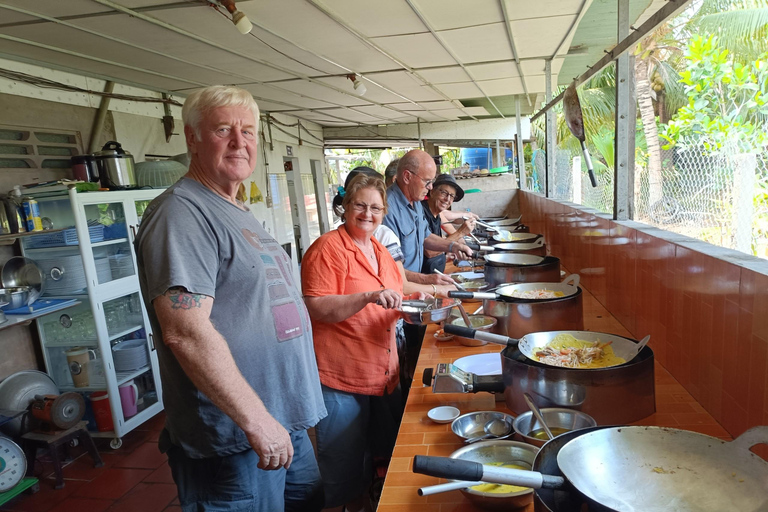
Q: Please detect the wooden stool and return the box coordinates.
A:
[22,421,103,489]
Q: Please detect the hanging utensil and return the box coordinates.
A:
[563,83,597,188]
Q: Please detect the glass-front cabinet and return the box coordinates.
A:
[21,188,163,449]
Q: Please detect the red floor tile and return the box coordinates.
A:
[72,468,152,500]
[47,498,113,512]
[143,461,174,484]
[0,479,86,512]
[104,483,177,512]
[112,442,167,470]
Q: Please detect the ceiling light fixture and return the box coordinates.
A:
[216,0,253,35]
[347,74,367,97]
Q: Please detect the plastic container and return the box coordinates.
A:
[90,391,114,432]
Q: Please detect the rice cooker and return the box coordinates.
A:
[94,141,137,190]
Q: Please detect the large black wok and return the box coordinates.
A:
[414,425,768,512]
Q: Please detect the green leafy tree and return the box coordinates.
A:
[661,35,768,152]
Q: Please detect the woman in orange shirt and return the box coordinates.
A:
[302,172,424,512]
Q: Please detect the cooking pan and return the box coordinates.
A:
[413,425,768,512]
[491,231,541,243]
[484,253,544,266]
[442,327,649,369]
[563,83,597,188]
[484,216,522,227]
[450,274,579,303]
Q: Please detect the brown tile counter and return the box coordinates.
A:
[377,270,731,512]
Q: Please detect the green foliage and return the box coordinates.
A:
[661,35,768,152]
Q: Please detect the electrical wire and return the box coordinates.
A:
[0,69,182,106]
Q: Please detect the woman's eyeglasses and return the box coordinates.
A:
[351,202,384,214]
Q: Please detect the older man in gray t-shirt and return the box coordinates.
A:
[134,86,326,512]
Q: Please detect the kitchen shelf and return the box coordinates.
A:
[116,366,150,386]
[43,340,98,348]
[0,301,81,332]
[92,238,128,248]
[108,324,144,341]
[0,228,65,246]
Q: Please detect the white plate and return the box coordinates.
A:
[427,406,460,424]
[452,353,502,376]
[449,271,485,281]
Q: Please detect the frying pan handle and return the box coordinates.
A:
[580,140,597,187]
[464,241,480,251]
[444,324,517,347]
[731,426,768,451]
[444,323,476,339]
[413,455,565,490]
[414,456,483,482]
[448,291,475,300]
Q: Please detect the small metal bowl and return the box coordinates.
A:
[512,408,597,448]
[449,439,539,510]
[398,297,458,325]
[0,287,31,310]
[451,410,514,442]
[445,315,497,346]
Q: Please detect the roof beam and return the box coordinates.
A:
[531,0,692,121]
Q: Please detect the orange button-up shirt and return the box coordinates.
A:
[301,225,402,396]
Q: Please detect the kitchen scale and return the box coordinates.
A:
[0,436,38,505]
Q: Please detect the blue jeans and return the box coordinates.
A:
[166,430,323,512]
[314,385,402,508]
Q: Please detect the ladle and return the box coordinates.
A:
[464,417,511,444]
[455,302,473,329]
[434,269,464,291]
[523,393,554,440]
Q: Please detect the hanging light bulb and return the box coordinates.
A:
[347,74,367,97]
[216,0,253,35]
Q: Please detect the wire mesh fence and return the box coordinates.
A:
[526,141,768,259]
[635,143,768,257]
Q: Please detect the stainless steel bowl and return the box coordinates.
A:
[445,315,497,346]
[1,257,44,303]
[512,408,597,448]
[398,297,458,325]
[0,287,31,310]
[451,410,515,442]
[449,439,539,511]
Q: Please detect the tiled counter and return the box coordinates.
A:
[377,269,730,512]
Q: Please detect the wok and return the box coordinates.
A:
[492,231,541,243]
[442,327,649,369]
[484,253,544,267]
[563,83,597,188]
[450,274,580,303]
[414,425,768,512]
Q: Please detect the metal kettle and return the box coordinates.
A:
[94,141,137,190]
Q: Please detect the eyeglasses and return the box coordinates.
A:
[405,169,435,187]
[351,202,384,214]
[437,189,456,201]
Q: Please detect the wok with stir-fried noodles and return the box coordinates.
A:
[533,333,626,368]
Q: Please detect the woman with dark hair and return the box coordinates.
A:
[302,172,422,512]
[331,166,382,219]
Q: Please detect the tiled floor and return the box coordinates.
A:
[1,412,179,512]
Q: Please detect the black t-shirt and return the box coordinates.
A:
[420,200,446,274]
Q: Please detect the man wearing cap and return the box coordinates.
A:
[420,174,478,274]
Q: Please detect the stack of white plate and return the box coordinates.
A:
[109,253,134,280]
[112,339,149,372]
[39,255,87,295]
[95,258,112,284]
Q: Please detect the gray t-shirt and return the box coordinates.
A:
[135,178,326,458]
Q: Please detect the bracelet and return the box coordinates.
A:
[448,241,455,253]
[431,284,437,296]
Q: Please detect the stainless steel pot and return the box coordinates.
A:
[484,287,583,338]
[483,255,560,287]
[95,141,137,190]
